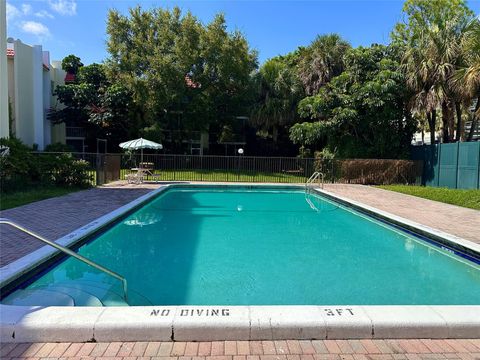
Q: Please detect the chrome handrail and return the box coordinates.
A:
[0,218,128,303]
[305,171,324,190]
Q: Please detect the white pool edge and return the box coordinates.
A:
[1,183,479,342]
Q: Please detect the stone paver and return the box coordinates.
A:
[0,185,156,266]
[1,340,479,359]
[323,184,480,244]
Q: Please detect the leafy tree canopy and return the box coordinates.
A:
[106,6,258,134]
[61,54,84,75]
[293,44,416,158]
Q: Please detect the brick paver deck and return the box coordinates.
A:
[1,340,479,358]
[323,184,480,245]
[0,185,158,266]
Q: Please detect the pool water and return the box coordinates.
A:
[3,187,480,306]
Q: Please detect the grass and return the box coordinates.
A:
[377,185,480,210]
[121,169,307,183]
[0,186,83,211]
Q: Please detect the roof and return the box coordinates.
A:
[185,74,201,89]
[64,73,76,83]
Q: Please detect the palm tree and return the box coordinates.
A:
[297,34,350,96]
[401,13,469,144]
[250,57,304,142]
[456,18,480,141]
[401,28,441,145]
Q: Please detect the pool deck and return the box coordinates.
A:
[2,339,480,359]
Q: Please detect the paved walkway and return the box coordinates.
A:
[323,184,480,245]
[0,185,157,266]
[1,339,480,359]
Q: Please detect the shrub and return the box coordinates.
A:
[0,138,39,192]
[314,148,336,180]
[0,138,93,192]
[334,159,422,185]
[39,153,93,188]
[44,142,74,152]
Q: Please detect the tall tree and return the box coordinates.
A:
[456,18,480,141]
[106,7,257,140]
[297,34,350,96]
[61,54,84,75]
[49,57,133,150]
[292,45,416,158]
[393,0,474,143]
[250,53,304,142]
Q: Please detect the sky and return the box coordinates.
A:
[5,0,480,66]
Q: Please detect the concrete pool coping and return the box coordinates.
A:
[1,183,479,342]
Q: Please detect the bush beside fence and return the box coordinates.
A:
[316,159,423,185]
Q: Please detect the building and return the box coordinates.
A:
[0,0,8,138]
[4,38,66,149]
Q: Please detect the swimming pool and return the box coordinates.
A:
[2,185,480,307]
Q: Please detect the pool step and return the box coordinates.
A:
[50,282,129,306]
[1,288,75,306]
[2,281,151,307]
[39,286,104,306]
[49,280,152,306]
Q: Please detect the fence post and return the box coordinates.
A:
[477,142,480,190]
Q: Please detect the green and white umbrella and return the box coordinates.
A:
[119,137,163,164]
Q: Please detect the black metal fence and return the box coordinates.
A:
[119,154,315,183]
[1,153,421,190]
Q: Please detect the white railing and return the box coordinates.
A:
[305,171,324,191]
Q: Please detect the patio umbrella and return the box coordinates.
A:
[119,137,163,165]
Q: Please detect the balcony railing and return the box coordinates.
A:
[66,127,86,138]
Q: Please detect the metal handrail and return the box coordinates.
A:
[0,218,128,303]
[305,171,324,190]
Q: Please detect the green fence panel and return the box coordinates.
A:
[438,143,458,188]
[411,142,480,189]
[422,145,440,187]
[457,142,480,189]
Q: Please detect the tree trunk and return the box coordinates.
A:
[427,110,436,145]
[455,102,463,142]
[448,102,455,142]
[441,101,449,143]
[272,126,278,142]
[467,96,480,141]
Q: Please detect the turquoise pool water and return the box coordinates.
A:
[3,186,480,306]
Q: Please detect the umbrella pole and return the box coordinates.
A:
[141,148,143,168]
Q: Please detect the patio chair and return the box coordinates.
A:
[144,168,162,183]
[126,168,145,184]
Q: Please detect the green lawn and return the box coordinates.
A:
[121,169,307,183]
[0,186,83,211]
[377,185,480,210]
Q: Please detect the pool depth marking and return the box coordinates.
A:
[149,307,356,318]
[150,308,231,317]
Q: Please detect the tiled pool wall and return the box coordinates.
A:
[1,183,479,342]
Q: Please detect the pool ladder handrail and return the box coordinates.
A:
[305,171,324,191]
[0,218,128,303]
